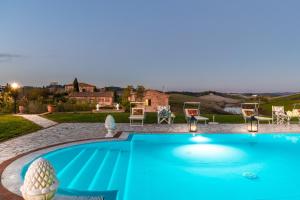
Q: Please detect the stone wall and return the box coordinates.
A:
[143,90,169,112]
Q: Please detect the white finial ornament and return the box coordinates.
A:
[20,158,59,200]
[105,115,116,137]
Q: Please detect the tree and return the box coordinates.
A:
[0,89,14,113]
[121,85,132,112]
[73,78,79,92]
[136,85,145,101]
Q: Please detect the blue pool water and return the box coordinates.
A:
[22,133,300,200]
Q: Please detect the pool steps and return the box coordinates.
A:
[46,147,131,200]
[89,150,120,190]
[67,149,100,189]
[108,151,130,199]
[58,149,92,186]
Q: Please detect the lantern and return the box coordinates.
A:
[248,116,258,132]
[189,116,198,132]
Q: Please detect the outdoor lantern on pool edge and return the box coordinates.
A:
[248,116,258,132]
[189,115,198,132]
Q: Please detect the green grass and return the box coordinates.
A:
[44,93,300,124]
[0,115,41,142]
[45,112,244,124]
[260,93,300,115]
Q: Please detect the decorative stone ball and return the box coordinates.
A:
[105,115,116,131]
[20,158,59,200]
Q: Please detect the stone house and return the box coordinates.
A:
[129,90,169,112]
[69,91,114,106]
[65,83,96,93]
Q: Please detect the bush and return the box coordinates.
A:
[26,101,47,114]
[0,92,14,113]
[56,101,96,112]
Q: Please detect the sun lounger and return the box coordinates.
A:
[183,102,209,124]
[241,103,272,124]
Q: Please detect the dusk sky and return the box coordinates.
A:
[1,0,300,92]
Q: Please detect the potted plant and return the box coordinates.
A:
[18,97,28,114]
[47,99,56,113]
[47,104,56,113]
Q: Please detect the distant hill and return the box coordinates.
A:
[168,91,300,115]
[104,86,123,92]
[198,94,240,104]
[169,93,243,114]
[241,92,297,97]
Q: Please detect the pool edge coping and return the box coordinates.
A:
[0,131,125,200]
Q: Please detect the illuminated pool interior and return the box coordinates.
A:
[22,133,300,200]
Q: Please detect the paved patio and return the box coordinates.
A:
[1,123,300,165]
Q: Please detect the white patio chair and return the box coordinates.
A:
[129,102,145,126]
[157,105,175,124]
[288,104,300,124]
[272,106,289,125]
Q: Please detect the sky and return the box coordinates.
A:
[1,0,300,92]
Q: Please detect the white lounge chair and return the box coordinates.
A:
[241,108,255,123]
[157,105,175,124]
[272,106,289,125]
[129,102,145,126]
[183,102,209,124]
[241,103,272,124]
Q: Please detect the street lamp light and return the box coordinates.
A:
[11,82,20,114]
[11,82,19,90]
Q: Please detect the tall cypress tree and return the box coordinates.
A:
[73,78,79,92]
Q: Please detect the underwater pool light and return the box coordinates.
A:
[190,135,211,143]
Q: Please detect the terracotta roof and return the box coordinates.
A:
[65,82,96,87]
[69,91,114,98]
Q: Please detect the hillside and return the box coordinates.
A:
[198,94,240,104]
[169,92,300,115]
[169,93,243,114]
[259,93,300,115]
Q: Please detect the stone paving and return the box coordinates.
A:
[1,122,300,165]
[17,114,57,128]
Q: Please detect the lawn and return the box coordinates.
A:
[45,112,245,124]
[260,93,300,115]
[0,115,41,142]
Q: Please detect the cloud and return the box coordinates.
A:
[0,53,22,63]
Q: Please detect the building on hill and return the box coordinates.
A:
[69,91,114,106]
[65,82,96,93]
[129,89,169,112]
[47,82,65,94]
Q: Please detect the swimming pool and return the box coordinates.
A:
[22,133,300,200]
